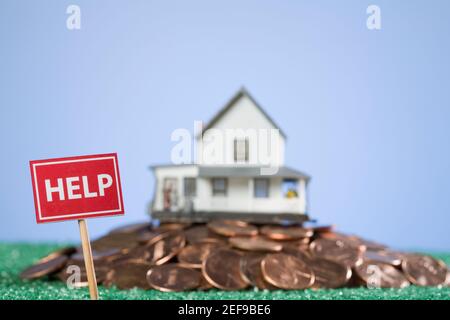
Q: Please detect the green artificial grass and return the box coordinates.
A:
[0,243,449,300]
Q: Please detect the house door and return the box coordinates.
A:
[163,178,178,211]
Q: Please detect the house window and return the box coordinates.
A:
[282,179,298,198]
[254,178,269,198]
[234,138,249,162]
[212,178,227,196]
[183,178,196,197]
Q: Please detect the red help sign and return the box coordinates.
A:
[30,153,124,223]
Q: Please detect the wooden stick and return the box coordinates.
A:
[78,219,99,300]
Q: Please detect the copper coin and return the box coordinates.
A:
[91,231,143,253]
[202,248,248,290]
[317,231,366,248]
[107,246,148,264]
[156,222,191,231]
[309,224,335,234]
[308,258,352,288]
[349,236,387,251]
[177,242,223,268]
[445,269,450,287]
[364,250,403,267]
[71,248,122,262]
[282,246,313,262]
[401,254,448,286]
[137,229,168,244]
[310,238,364,267]
[261,253,315,290]
[198,274,214,290]
[184,225,227,244]
[147,263,201,292]
[239,252,276,290]
[145,231,186,265]
[52,246,78,257]
[260,226,313,240]
[229,236,282,252]
[355,260,410,288]
[108,222,151,234]
[281,238,310,252]
[207,220,258,237]
[104,261,152,289]
[113,231,186,265]
[20,252,69,280]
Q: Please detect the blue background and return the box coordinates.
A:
[1,1,449,250]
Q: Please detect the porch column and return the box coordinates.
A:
[248,178,254,212]
[298,179,307,214]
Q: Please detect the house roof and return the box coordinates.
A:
[150,164,310,181]
[198,165,310,180]
[197,87,287,139]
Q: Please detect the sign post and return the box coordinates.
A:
[29,153,124,300]
[78,219,98,299]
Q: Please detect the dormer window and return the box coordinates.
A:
[234,138,249,162]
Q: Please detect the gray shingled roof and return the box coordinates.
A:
[197,87,288,139]
[198,165,310,180]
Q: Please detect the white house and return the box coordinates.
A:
[150,88,311,223]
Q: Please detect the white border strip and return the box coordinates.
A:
[32,156,123,220]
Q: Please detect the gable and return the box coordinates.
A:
[199,88,287,139]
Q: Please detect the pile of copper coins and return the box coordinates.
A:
[20,220,450,291]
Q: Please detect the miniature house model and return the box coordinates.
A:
[150,88,310,223]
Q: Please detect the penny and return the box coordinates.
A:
[202,248,248,290]
[229,236,282,252]
[108,222,151,235]
[261,253,315,289]
[317,231,348,239]
[20,253,69,280]
[364,250,403,266]
[52,246,78,257]
[260,226,313,240]
[239,252,276,290]
[318,232,367,248]
[156,222,191,231]
[146,232,186,265]
[401,254,448,286]
[177,242,223,268]
[137,230,166,244]
[198,275,214,290]
[309,224,334,234]
[282,246,313,262]
[280,238,310,252]
[71,248,122,262]
[112,231,186,265]
[104,261,153,289]
[308,258,352,288]
[119,231,185,265]
[208,220,258,237]
[349,236,387,251]
[91,231,143,253]
[310,238,364,267]
[355,260,410,288]
[446,270,450,287]
[184,225,227,244]
[147,263,201,292]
